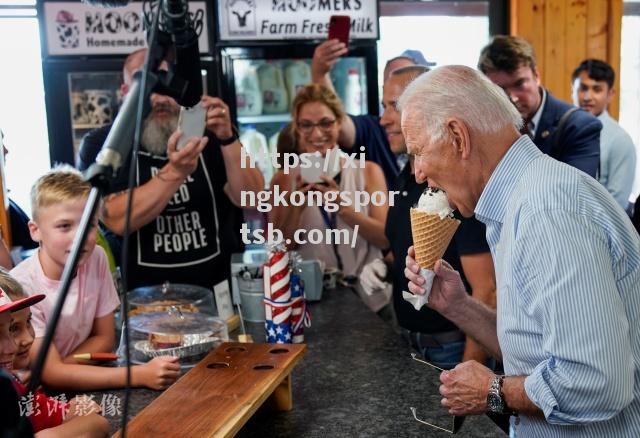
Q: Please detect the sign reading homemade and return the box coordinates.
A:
[43,1,210,56]
[217,0,378,41]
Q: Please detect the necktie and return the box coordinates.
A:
[520,119,533,139]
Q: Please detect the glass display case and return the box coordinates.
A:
[121,282,229,368]
[230,56,369,187]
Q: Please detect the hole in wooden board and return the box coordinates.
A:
[253,364,275,370]
[269,348,289,354]
[225,346,247,353]
[207,362,230,369]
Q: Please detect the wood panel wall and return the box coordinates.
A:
[510,0,623,118]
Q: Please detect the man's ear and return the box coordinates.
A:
[606,87,616,106]
[28,220,40,243]
[532,66,541,87]
[120,83,129,97]
[446,118,471,159]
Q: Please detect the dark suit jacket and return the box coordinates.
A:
[533,90,601,178]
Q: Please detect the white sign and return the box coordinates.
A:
[217,0,378,41]
[214,280,235,321]
[43,1,210,56]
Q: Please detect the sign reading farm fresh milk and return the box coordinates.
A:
[217,0,378,41]
[43,1,210,56]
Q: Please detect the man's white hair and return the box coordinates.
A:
[397,65,522,143]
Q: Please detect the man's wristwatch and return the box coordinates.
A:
[487,375,517,415]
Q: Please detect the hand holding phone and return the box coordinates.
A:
[177,105,207,150]
[328,15,350,48]
[300,148,341,183]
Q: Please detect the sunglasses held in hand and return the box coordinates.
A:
[410,352,466,434]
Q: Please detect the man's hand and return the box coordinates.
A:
[135,356,181,390]
[360,258,389,296]
[311,39,348,84]
[439,360,495,416]
[201,96,233,139]
[404,246,468,317]
[164,129,208,180]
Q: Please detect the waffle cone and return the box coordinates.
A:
[410,208,461,269]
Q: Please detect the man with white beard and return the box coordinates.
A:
[78,48,263,291]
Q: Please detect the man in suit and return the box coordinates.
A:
[478,35,601,178]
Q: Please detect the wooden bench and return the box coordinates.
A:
[113,342,307,437]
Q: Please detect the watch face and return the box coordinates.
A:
[487,392,504,412]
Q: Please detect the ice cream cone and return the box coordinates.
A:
[410,208,460,270]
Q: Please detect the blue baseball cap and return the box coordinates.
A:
[398,49,436,67]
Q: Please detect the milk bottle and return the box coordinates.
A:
[268,129,280,158]
[344,68,363,115]
[257,63,289,114]
[285,61,312,108]
[236,66,262,117]
[240,125,273,186]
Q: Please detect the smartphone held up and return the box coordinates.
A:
[176,105,207,151]
[328,15,350,48]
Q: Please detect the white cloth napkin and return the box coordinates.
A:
[402,268,435,311]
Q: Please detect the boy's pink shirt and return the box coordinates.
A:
[10,246,120,357]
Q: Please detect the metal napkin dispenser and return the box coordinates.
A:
[299,259,323,301]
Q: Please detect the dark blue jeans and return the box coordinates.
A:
[418,340,465,370]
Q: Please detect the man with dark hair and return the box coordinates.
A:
[572,59,636,211]
[478,35,601,178]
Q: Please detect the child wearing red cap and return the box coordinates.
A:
[11,166,179,391]
[0,269,109,436]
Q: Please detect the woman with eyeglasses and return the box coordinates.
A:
[269,84,389,279]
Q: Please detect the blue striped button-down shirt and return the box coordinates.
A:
[475,135,640,436]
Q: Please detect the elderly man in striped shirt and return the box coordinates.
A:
[400,65,640,437]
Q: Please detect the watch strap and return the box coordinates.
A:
[218,134,237,146]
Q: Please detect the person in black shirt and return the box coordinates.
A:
[360,66,496,369]
[78,48,263,291]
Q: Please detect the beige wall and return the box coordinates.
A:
[510,0,623,118]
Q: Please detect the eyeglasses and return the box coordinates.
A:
[410,353,466,434]
[297,118,337,134]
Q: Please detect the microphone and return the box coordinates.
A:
[163,0,202,107]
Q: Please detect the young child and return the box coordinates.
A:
[11,166,180,391]
[0,269,109,436]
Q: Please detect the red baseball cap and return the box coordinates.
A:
[0,287,45,314]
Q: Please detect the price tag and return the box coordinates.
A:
[213,280,234,321]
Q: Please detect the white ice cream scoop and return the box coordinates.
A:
[415,187,454,219]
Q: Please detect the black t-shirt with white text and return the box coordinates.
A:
[79,127,242,291]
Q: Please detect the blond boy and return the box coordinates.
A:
[11,166,179,390]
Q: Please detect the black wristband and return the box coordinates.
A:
[218,134,237,146]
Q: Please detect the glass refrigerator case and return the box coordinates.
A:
[218,45,378,187]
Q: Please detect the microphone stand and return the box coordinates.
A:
[23,2,171,437]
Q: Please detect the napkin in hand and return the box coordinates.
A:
[402,268,435,311]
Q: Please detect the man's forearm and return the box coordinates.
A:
[448,295,501,359]
[101,167,185,235]
[503,376,544,417]
[463,285,496,362]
